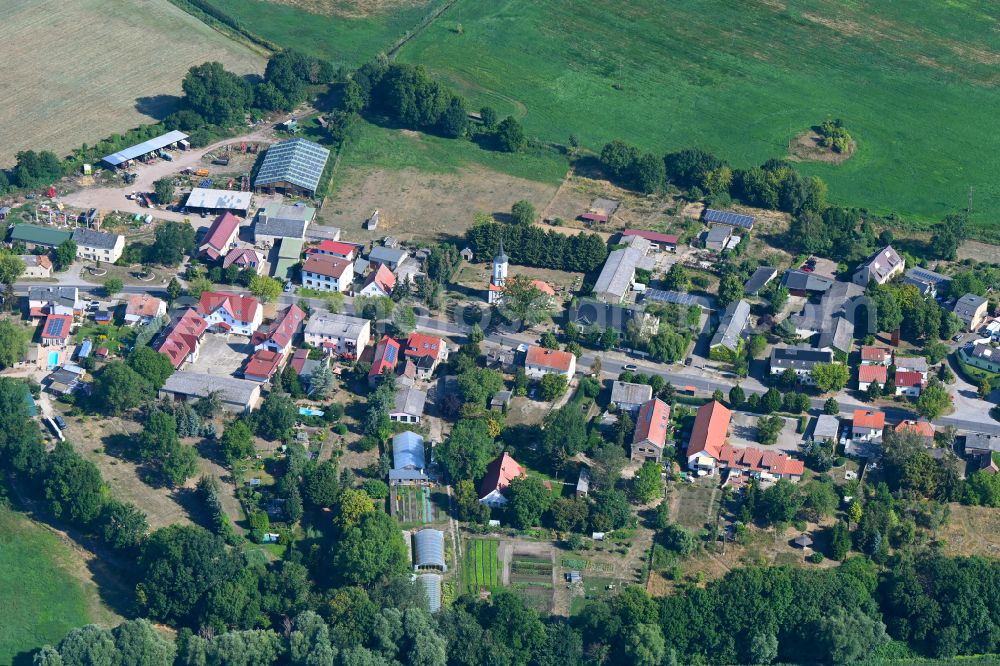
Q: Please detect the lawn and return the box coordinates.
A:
[74,322,128,354]
[462,537,500,594]
[396,0,1000,233]
[0,506,117,664]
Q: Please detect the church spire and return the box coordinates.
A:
[495,236,508,264]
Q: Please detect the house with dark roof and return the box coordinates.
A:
[253,204,316,244]
[197,291,262,336]
[904,267,951,297]
[479,452,526,507]
[853,246,904,286]
[391,387,426,424]
[369,246,408,271]
[959,342,1000,373]
[781,269,834,296]
[72,228,125,263]
[632,398,670,463]
[156,309,209,369]
[610,381,653,413]
[253,138,330,197]
[953,293,989,332]
[744,267,777,295]
[686,401,732,476]
[302,254,353,293]
[197,212,242,260]
[252,304,305,356]
[28,286,80,317]
[769,346,834,384]
[710,300,751,355]
[222,248,264,275]
[566,300,653,338]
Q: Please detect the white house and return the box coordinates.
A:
[72,228,125,264]
[852,246,904,287]
[303,313,371,357]
[358,264,396,298]
[852,410,885,443]
[197,292,262,336]
[28,286,80,317]
[523,345,576,380]
[301,254,353,293]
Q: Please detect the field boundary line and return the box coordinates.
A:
[387,0,459,58]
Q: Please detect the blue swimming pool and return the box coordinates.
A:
[299,407,324,417]
[47,351,59,368]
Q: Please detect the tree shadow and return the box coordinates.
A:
[570,154,605,179]
[102,432,140,463]
[134,94,181,120]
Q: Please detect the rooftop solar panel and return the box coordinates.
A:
[907,267,950,283]
[45,317,66,336]
[254,138,331,193]
[384,345,398,364]
[645,289,696,305]
[704,209,755,229]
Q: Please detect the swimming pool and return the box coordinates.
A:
[47,351,59,368]
[299,407,324,417]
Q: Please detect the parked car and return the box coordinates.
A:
[623,364,638,371]
[953,334,964,342]
[54,415,66,429]
[684,357,693,366]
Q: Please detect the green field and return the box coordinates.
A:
[394,0,1000,230]
[462,538,500,594]
[0,506,116,664]
[202,0,448,67]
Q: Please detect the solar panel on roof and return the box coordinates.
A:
[908,267,949,283]
[645,289,696,305]
[45,318,66,336]
[254,138,331,192]
[704,209,755,229]
[384,345,398,364]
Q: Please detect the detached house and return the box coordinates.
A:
[523,345,576,380]
[852,410,885,443]
[853,246,904,286]
[631,398,670,463]
[709,300,751,356]
[41,314,73,347]
[301,254,353,293]
[20,255,52,279]
[197,291,262,336]
[223,248,265,275]
[686,401,732,476]
[478,452,526,507]
[895,356,929,379]
[953,293,989,332]
[72,228,125,263]
[252,304,305,356]
[198,211,242,260]
[359,264,397,298]
[895,420,934,442]
[243,349,284,383]
[124,294,166,326]
[404,332,449,379]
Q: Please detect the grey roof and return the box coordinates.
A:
[494,237,508,265]
[782,269,834,293]
[611,381,653,407]
[904,267,950,294]
[644,289,713,309]
[813,414,840,441]
[591,198,620,215]
[770,346,833,370]
[966,432,1000,454]
[394,387,427,416]
[28,286,77,308]
[705,225,732,245]
[20,255,46,268]
[857,246,903,283]
[744,266,777,295]
[392,431,425,471]
[818,316,854,353]
[967,343,999,362]
[593,247,642,301]
[305,313,368,340]
[710,300,751,350]
[354,257,370,275]
[705,208,755,229]
[389,468,429,482]
[160,372,259,407]
[102,130,188,166]
[491,390,512,407]
[954,293,988,320]
[576,466,590,494]
[254,138,330,192]
[894,355,929,372]
[418,573,442,613]
[255,204,315,239]
[72,227,121,250]
[369,246,407,266]
[413,529,447,571]
[567,300,644,334]
[186,188,252,211]
[304,225,342,242]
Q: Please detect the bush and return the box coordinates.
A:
[808,551,825,564]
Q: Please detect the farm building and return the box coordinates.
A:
[744,267,777,295]
[621,228,678,252]
[254,204,315,244]
[101,130,188,169]
[581,197,620,223]
[704,208,755,230]
[185,188,253,215]
[10,224,72,250]
[704,225,734,252]
[390,431,428,485]
[391,387,427,424]
[592,247,642,303]
[159,372,261,413]
[253,138,330,197]
[644,289,713,309]
[610,381,653,413]
[709,300,751,354]
[412,529,447,572]
[369,246,408,271]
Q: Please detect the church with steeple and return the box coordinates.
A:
[486,238,508,304]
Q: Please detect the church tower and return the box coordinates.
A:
[487,238,509,304]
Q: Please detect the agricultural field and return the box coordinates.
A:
[397,0,1000,232]
[0,0,264,167]
[0,506,121,664]
[461,537,500,595]
[509,553,554,613]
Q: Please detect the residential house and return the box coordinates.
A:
[123,294,166,326]
[894,356,929,380]
[253,203,316,244]
[478,452,526,507]
[72,228,125,263]
[309,240,357,260]
[704,225,733,252]
[621,229,678,252]
[159,372,260,413]
[369,246,408,271]
[359,264,397,297]
[391,387,426,424]
[303,313,370,357]
[9,224,71,250]
[524,345,576,380]
[965,432,1000,458]
[156,309,209,369]
[744,267,777,295]
[197,291,262,336]
[301,254,353,293]
[853,246,904,286]
[709,299,751,355]
[904,267,951,297]
[40,314,73,346]
[243,349,284,383]
[252,304,305,356]
[404,332,449,380]
[369,336,401,385]
[860,346,891,365]
[566,300,655,340]
[894,371,925,397]
[197,212,242,260]
[20,255,52,279]
[960,342,1000,373]
[223,248,265,275]
[631,398,670,463]
[686,401,732,476]
[769,347,834,385]
[858,364,888,392]
[953,293,989,332]
[390,431,428,485]
[28,286,80,317]
[46,365,85,395]
[781,269,834,296]
[895,420,935,442]
[610,381,653,413]
[718,445,805,486]
[289,348,329,393]
[852,410,885,443]
[812,414,840,443]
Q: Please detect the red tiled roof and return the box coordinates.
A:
[687,401,732,459]
[290,348,309,374]
[853,409,885,430]
[525,345,574,373]
[125,293,163,318]
[198,291,260,326]
[364,264,396,294]
[895,420,935,438]
[479,452,526,498]
[634,398,670,448]
[530,279,556,296]
[860,345,890,362]
[252,304,304,351]
[41,314,72,340]
[368,335,401,378]
[405,332,444,360]
[718,444,804,477]
[623,228,679,245]
[222,248,261,269]
[895,371,925,388]
[302,254,353,279]
[858,365,888,383]
[310,240,357,257]
[244,349,282,380]
[581,212,608,223]
[156,309,208,368]
[199,212,241,255]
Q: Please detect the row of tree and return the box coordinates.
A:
[465,221,608,273]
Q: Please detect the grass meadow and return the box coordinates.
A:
[396,0,1000,231]
[0,506,115,664]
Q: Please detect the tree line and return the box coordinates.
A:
[465,221,608,273]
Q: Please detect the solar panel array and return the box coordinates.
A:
[383,343,398,365]
[907,267,950,284]
[254,138,331,193]
[645,289,696,305]
[45,317,66,337]
[704,209,755,229]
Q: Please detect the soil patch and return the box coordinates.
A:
[787,130,855,164]
[265,0,430,19]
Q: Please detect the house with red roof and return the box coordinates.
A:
[404,332,449,379]
[252,304,305,356]
[368,335,401,386]
[718,445,804,487]
[524,345,576,380]
[631,398,670,463]
[302,254,353,293]
[197,291,262,336]
[123,293,166,327]
[243,349,284,383]
[40,314,73,347]
[894,371,926,397]
[894,420,935,441]
[198,212,242,260]
[858,364,888,392]
[308,240,357,260]
[359,264,397,298]
[222,248,264,275]
[852,410,885,443]
[478,452,526,507]
[686,401,732,475]
[860,345,891,365]
[622,228,678,252]
[156,309,209,369]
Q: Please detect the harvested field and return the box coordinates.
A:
[0,0,264,166]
